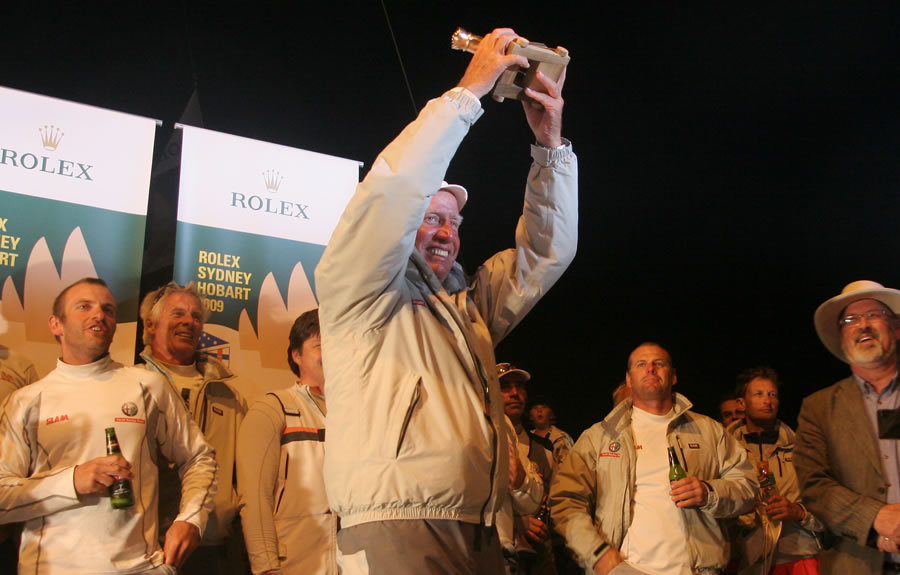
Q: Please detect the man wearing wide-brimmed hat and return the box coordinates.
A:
[795,280,900,575]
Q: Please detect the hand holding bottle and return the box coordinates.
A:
[524,515,550,543]
[670,476,709,508]
[73,455,133,495]
[763,495,805,522]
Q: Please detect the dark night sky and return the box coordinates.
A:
[3,2,898,436]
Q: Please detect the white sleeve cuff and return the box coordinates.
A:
[531,138,573,167]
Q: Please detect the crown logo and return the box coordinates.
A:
[39,125,64,151]
[262,169,283,193]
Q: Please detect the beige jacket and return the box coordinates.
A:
[140,348,247,544]
[728,419,823,574]
[549,394,757,573]
[237,383,337,575]
[315,88,578,528]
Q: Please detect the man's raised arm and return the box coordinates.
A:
[472,67,578,343]
[315,29,530,334]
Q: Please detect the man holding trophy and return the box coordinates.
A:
[315,27,578,574]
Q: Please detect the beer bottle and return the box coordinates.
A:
[535,493,551,525]
[668,446,687,482]
[104,427,135,509]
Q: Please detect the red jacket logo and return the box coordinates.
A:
[46,414,69,425]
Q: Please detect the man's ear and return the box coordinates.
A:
[291,348,303,373]
[737,398,745,408]
[48,315,64,338]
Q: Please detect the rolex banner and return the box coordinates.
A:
[175,125,358,399]
[0,86,156,377]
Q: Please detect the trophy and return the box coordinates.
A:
[450,28,571,105]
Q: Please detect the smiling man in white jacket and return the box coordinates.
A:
[0,278,217,575]
[315,27,578,575]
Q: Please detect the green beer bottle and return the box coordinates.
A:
[668,446,687,482]
[104,427,135,509]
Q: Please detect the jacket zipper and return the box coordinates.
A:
[395,381,421,457]
[305,386,326,419]
[274,453,289,513]
[675,434,689,473]
[425,275,498,527]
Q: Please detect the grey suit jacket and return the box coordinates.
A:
[794,376,889,575]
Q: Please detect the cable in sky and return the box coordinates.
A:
[380,0,419,117]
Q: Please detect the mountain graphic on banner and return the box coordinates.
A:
[0,224,139,377]
[1,227,97,344]
[235,260,317,369]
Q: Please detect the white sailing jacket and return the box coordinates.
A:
[0,355,217,574]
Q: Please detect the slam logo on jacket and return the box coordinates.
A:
[0,124,95,181]
[229,168,310,219]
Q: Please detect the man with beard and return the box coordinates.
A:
[550,343,756,575]
[139,282,248,575]
[795,280,900,574]
[0,278,217,574]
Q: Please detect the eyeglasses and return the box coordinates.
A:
[422,212,462,231]
[838,309,894,327]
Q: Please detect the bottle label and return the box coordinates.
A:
[111,482,130,499]
[757,461,776,487]
[110,479,135,508]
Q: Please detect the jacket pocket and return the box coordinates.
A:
[274,453,289,516]
[388,373,422,459]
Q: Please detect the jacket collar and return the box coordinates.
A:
[407,251,468,295]
[603,392,694,437]
[54,353,116,378]
[730,419,790,448]
[140,345,235,381]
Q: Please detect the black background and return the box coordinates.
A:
[3,1,898,436]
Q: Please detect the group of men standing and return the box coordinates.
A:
[548,278,900,575]
[0,278,333,575]
[0,23,899,575]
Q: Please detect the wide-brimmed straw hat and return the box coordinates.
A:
[814,280,900,363]
[439,181,468,211]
